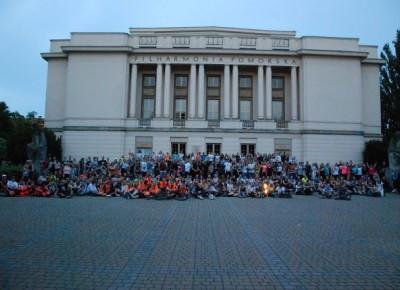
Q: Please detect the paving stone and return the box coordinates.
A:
[0,195,399,289]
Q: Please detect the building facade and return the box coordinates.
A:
[42,26,383,162]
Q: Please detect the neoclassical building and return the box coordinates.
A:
[42,26,383,162]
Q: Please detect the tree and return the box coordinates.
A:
[0,137,7,161]
[380,29,400,139]
[0,102,12,139]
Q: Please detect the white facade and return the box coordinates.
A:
[42,26,383,163]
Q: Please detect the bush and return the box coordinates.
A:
[0,163,23,179]
[363,140,388,164]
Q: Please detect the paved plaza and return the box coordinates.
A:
[1,195,399,289]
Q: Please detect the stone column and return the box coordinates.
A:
[155,63,163,118]
[129,64,137,118]
[257,65,264,119]
[163,64,171,118]
[223,65,230,119]
[265,66,272,119]
[197,64,205,119]
[189,64,197,119]
[232,65,239,119]
[291,66,298,120]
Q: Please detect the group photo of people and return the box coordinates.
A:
[0,151,392,201]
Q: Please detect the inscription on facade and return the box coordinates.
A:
[131,55,297,66]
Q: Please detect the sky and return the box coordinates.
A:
[0,0,399,116]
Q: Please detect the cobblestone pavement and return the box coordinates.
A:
[1,195,399,290]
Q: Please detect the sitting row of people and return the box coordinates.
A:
[1,172,385,200]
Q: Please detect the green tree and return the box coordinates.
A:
[0,137,7,161]
[0,102,12,139]
[381,29,400,139]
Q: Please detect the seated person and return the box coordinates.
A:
[246,180,257,198]
[18,180,31,197]
[148,181,160,198]
[322,182,334,199]
[126,181,140,199]
[54,179,67,198]
[98,178,111,197]
[6,176,19,196]
[176,180,188,200]
[276,180,291,198]
[84,178,99,196]
[34,176,50,197]
[239,182,247,198]
[167,179,179,199]
[207,181,217,200]
[294,181,303,195]
[1,174,9,195]
[66,178,79,197]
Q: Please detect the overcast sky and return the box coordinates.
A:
[0,0,399,116]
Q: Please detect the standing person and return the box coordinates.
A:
[184,160,191,178]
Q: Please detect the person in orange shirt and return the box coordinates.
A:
[149,181,160,198]
[137,180,146,198]
[98,178,112,197]
[176,180,188,200]
[168,178,178,199]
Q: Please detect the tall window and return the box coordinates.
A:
[174,75,188,120]
[207,75,221,120]
[272,77,284,121]
[239,76,252,120]
[142,74,156,119]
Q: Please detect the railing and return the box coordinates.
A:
[207,120,220,128]
[242,120,255,129]
[173,119,185,127]
[138,119,152,127]
[275,119,288,129]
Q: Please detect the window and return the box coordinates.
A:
[207,75,221,120]
[142,74,156,119]
[207,76,220,87]
[206,36,223,46]
[207,100,219,120]
[272,101,283,120]
[239,76,252,88]
[240,100,251,120]
[272,77,284,89]
[272,77,284,121]
[239,76,253,120]
[241,144,255,156]
[206,143,221,154]
[175,76,188,87]
[174,75,188,120]
[174,99,186,120]
[143,98,155,119]
[171,143,186,155]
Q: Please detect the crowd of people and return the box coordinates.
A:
[0,151,390,200]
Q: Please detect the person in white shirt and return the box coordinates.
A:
[184,161,191,177]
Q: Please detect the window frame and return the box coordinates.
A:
[171,142,186,155]
[206,74,221,121]
[272,76,285,121]
[173,74,189,120]
[141,73,156,119]
[239,75,253,120]
[240,144,256,156]
[206,143,221,154]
